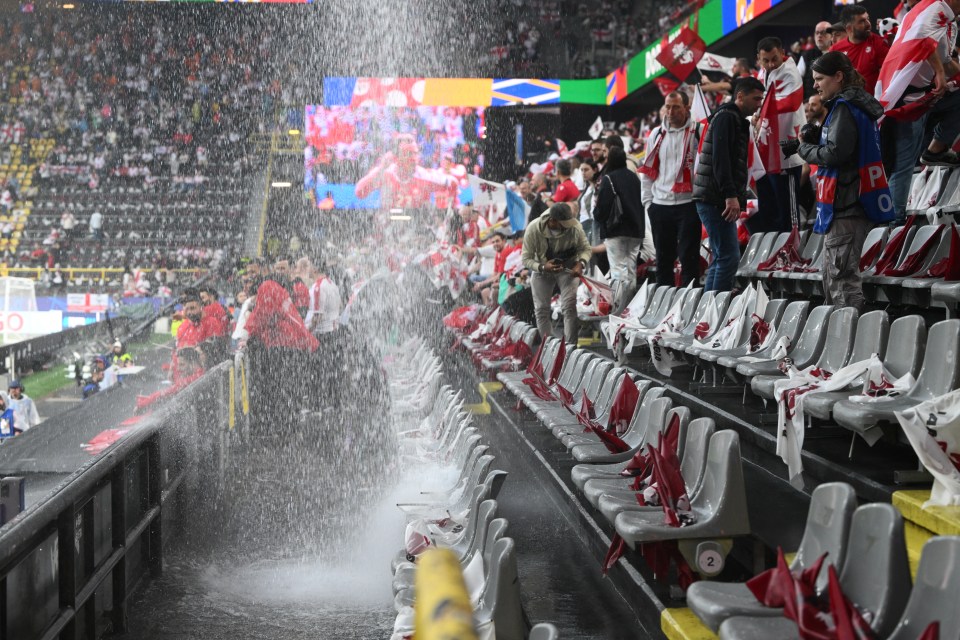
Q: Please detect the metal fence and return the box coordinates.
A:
[0,353,249,640]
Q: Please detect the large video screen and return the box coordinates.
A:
[304,105,485,210]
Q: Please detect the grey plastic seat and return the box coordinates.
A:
[686,288,766,359]
[553,366,626,438]
[718,502,911,640]
[737,232,777,279]
[637,291,720,355]
[806,313,925,421]
[687,482,856,632]
[715,301,810,379]
[698,299,788,365]
[499,337,560,389]
[857,226,891,275]
[776,233,824,291]
[637,286,674,328]
[535,357,607,424]
[886,536,960,640]
[523,349,593,410]
[751,232,791,276]
[529,623,560,640]
[397,453,494,516]
[735,305,835,379]
[559,370,632,445]
[614,430,750,547]
[544,361,615,432]
[833,319,960,445]
[473,537,527,640]
[865,224,942,284]
[530,352,599,418]
[750,307,858,400]
[860,224,917,279]
[736,233,764,272]
[592,416,714,524]
[568,386,668,489]
[569,394,673,464]
[626,287,704,342]
[392,499,498,593]
[662,291,736,352]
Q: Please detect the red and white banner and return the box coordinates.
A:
[655,26,707,83]
[897,389,960,506]
[756,57,805,173]
[876,0,958,112]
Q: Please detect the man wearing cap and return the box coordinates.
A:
[522,203,593,343]
[7,381,39,431]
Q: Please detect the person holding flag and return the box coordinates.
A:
[755,37,807,233]
[877,0,960,221]
[640,91,704,287]
[783,52,893,311]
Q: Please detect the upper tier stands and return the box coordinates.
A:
[0,9,271,289]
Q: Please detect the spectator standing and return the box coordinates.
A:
[6,381,39,431]
[306,260,342,336]
[199,286,231,337]
[755,37,806,233]
[89,210,103,241]
[640,92,703,287]
[801,22,835,97]
[60,211,77,239]
[0,394,19,439]
[700,58,755,96]
[577,159,601,243]
[108,341,133,368]
[596,147,647,312]
[589,139,607,171]
[521,204,592,343]
[550,159,580,203]
[694,77,766,292]
[793,52,892,311]
[830,5,890,95]
[526,172,551,224]
[880,0,960,221]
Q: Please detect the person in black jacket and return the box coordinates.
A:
[693,77,765,292]
[594,146,645,312]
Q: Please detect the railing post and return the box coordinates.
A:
[81,498,96,639]
[110,464,127,634]
[57,506,77,640]
[147,436,163,578]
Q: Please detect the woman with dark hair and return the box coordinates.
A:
[577,158,601,242]
[784,50,894,311]
[593,146,646,313]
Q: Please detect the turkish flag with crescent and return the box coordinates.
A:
[655,26,707,83]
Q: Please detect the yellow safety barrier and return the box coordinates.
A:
[228,366,236,430]
[414,548,478,640]
[239,359,249,416]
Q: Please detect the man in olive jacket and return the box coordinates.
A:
[522,203,593,343]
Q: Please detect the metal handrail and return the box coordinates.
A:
[0,357,238,639]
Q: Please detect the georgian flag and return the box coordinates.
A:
[876,0,958,112]
[756,57,805,173]
[697,52,737,76]
[467,175,507,211]
[655,26,707,84]
[775,356,891,488]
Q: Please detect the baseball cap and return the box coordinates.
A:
[8,380,21,389]
[113,340,122,348]
[547,203,578,229]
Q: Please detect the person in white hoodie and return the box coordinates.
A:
[640,91,703,287]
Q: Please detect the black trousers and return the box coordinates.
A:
[648,201,701,287]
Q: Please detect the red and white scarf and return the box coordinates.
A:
[639,124,698,193]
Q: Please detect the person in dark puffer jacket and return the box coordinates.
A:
[693,77,765,292]
[594,146,646,312]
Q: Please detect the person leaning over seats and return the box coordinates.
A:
[522,203,592,344]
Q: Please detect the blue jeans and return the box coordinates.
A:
[697,201,740,292]
[888,116,926,222]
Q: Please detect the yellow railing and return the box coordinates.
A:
[414,548,478,640]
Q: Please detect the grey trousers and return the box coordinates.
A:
[822,216,871,312]
[531,271,579,343]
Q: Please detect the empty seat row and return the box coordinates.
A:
[383,337,559,640]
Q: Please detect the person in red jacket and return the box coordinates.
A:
[244,277,319,431]
[199,286,230,337]
[173,290,217,382]
[829,5,890,94]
